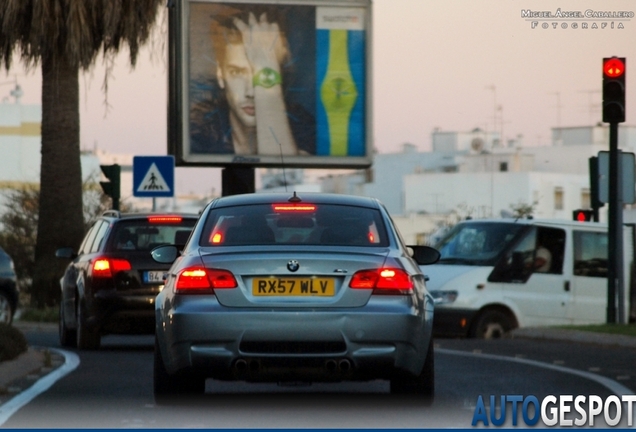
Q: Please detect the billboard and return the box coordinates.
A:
[169,0,372,168]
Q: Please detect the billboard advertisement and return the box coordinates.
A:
[169,0,372,168]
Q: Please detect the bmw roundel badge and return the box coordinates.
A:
[287,260,300,272]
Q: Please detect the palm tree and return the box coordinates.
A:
[0,0,163,307]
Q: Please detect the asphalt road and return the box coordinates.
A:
[2,324,634,428]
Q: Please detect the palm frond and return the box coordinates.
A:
[0,0,164,70]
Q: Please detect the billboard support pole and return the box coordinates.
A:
[222,167,255,196]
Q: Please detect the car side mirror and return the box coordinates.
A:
[151,245,179,264]
[55,247,77,260]
[408,245,441,265]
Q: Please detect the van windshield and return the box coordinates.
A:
[435,222,526,266]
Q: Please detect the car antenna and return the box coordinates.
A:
[273,127,289,192]
[288,191,301,203]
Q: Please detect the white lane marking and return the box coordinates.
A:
[438,348,633,396]
[0,348,80,426]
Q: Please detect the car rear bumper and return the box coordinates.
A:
[88,290,160,334]
[156,295,433,381]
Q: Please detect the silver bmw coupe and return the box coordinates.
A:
[151,192,439,403]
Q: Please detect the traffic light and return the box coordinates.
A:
[100,164,121,211]
[572,209,594,222]
[602,57,626,123]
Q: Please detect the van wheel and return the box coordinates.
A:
[470,309,514,339]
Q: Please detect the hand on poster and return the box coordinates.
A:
[233,13,288,76]
[227,12,298,156]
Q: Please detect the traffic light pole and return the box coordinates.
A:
[607,122,623,324]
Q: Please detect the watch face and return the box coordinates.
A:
[254,67,281,88]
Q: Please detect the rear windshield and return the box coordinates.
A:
[200,204,389,247]
[109,218,196,251]
[435,222,526,265]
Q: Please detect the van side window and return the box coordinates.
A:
[488,226,566,282]
[534,227,566,274]
[573,231,608,278]
[488,228,536,283]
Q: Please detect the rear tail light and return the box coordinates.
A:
[175,267,237,293]
[91,258,132,278]
[349,268,414,295]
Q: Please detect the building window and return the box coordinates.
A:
[554,187,564,210]
[499,162,508,172]
[581,189,591,209]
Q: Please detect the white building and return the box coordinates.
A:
[314,124,636,244]
[0,100,100,190]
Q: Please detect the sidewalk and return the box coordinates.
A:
[0,347,64,407]
[0,322,63,407]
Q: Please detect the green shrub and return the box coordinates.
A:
[0,323,28,362]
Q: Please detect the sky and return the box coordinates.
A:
[3,0,636,196]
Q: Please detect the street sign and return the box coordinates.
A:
[133,156,175,198]
[597,151,635,204]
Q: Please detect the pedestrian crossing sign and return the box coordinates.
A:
[133,156,175,197]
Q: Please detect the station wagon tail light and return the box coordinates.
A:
[148,216,183,223]
[349,268,414,294]
[92,258,132,278]
[175,267,237,292]
[272,204,316,212]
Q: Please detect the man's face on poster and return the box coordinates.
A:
[217,42,256,128]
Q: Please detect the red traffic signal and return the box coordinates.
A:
[602,57,626,123]
[572,209,594,222]
[603,57,625,78]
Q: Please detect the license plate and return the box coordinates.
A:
[252,277,335,296]
[144,271,166,284]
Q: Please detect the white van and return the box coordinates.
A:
[423,218,634,338]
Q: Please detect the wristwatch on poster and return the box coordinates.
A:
[253,67,282,88]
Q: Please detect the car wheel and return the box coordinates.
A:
[154,337,204,405]
[470,309,514,339]
[76,302,100,350]
[0,292,13,325]
[59,302,77,348]
[390,338,434,404]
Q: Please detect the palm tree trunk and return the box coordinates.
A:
[32,54,85,308]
